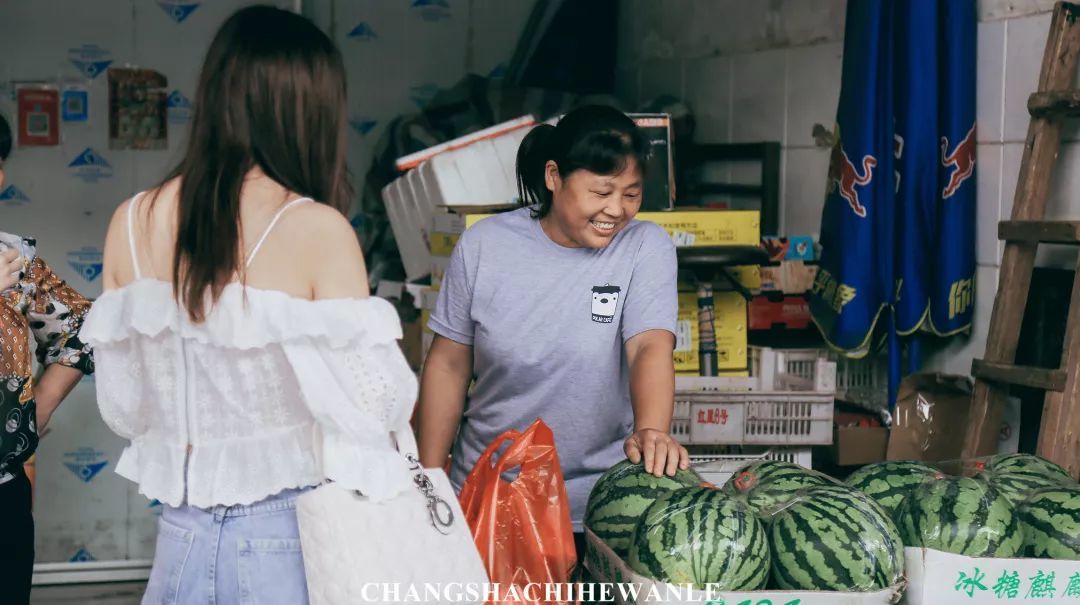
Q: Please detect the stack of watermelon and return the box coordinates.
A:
[584,460,706,560]
[586,458,905,593]
[767,485,905,591]
[846,454,1080,561]
[978,454,1078,560]
[845,460,941,521]
[629,487,771,591]
[1019,485,1080,560]
[895,475,1024,557]
[975,453,1075,505]
[721,460,840,516]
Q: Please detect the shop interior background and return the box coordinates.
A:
[0,0,1077,585]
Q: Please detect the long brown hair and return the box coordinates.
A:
[158,5,350,321]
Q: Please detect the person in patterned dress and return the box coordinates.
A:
[0,112,95,605]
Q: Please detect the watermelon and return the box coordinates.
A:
[628,487,769,590]
[722,460,839,516]
[976,453,1076,506]
[585,460,704,558]
[1019,485,1080,560]
[896,476,1023,557]
[769,485,904,592]
[845,461,942,519]
[980,453,1072,481]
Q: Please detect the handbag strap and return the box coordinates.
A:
[392,418,457,535]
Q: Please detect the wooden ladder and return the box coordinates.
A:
[962,1,1080,477]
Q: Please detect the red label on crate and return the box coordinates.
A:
[696,407,730,426]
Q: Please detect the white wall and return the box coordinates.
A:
[616,0,846,236]
[0,0,531,566]
[615,0,1076,377]
[307,0,535,200]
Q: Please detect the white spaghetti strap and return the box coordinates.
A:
[245,197,313,268]
[126,192,145,280]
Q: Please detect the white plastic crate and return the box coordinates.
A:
[688,446,813,487]
[750,346,887,409]
[680,391,834,445]
[671,350,835,446]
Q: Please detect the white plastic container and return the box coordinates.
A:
[750,346,887,410]
[688,446,813,486]
[903,547,1079,604]
[671,351,836,446]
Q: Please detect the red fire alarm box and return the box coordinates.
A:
[17,88,60,147]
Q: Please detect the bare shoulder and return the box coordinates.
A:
[278,201,355,237]
[274,202,369,299]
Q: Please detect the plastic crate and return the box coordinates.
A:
[678,391,833,445]
[689,446,813,487]
[750,346,887,409]
[671,350,835,446]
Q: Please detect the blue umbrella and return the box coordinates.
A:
[811,0,977,411]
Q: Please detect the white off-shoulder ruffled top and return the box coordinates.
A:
[79,195,418,508]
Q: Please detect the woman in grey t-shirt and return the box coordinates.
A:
[416,105,689,561]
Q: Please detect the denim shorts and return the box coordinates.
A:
[142,487,313,605]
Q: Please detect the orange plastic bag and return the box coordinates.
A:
[460,419,577,605]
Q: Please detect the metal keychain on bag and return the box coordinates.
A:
[406,453,455,535]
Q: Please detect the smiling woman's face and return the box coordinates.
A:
[540,158,643,249]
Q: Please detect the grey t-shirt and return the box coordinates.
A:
[429,207,678,530]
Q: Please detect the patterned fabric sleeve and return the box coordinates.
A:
[24,257,94,375]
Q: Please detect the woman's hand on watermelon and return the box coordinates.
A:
[624,428,690,477]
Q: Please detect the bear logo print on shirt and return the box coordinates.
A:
[591,285,621,323]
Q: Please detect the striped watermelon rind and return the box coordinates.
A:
[896,476,1023,558]
[845,460,942,520]
[585,460,704,559]
[628,487,770,591]
[976,453,1077,506]
[979,453,1073,482]
[769,485,904,591]
[721,460,839,517]
[1019,485,1080,560]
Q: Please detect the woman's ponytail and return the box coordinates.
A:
[516,123,556,218]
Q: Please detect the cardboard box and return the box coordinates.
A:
[888,373,976,462]
[584,529,903,605]
[759,261,818,294]
[428,205,512,287]
[428,208,760,248]
[831,426,889,466]
[749,294,812,330]
[642,209,760,247]
[674,290,747,373]
[904,547,1080,604]
[824,374,976,466]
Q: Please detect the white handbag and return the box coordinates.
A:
[296,423,489,605]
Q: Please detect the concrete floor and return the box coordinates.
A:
[30,582,146,605]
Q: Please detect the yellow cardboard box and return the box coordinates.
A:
[435,208,760,245]
[639,210,759,246]
[674,290,747,373]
